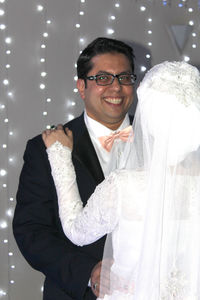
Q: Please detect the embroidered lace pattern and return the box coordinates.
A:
[47,141,119,246]
[161,266,187,300]
[141,61,200,109]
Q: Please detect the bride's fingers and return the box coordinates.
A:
[43,129,51,135]
[65,127,73,137]
[56,124,63,131]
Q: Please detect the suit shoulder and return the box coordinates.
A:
[63,114,84,130]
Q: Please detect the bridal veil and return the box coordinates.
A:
[100,61,200,299]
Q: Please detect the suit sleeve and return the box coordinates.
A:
[13,136,97,299]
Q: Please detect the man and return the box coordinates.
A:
[13,37,136,300]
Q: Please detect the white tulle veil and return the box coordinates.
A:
[100,61,200,299]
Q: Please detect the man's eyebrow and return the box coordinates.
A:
[96,70,132,75]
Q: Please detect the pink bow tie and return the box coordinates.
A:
[98,125,133,152]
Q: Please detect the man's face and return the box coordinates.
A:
[77,53,134,130]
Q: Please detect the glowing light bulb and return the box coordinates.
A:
[43,111,47,116]
[40,58,45,62]
[46,98,51,102]
[43,32,48,37]
[10,280,15,284]
[80,0,85,3]
[188,8,193,12]
[47,20,51,24]
[9,197,14,201]
[4,239,8,243]
[192,32,196,37]
[0,169,6,176]
[0,24,6,30]
[192,44,196,48]
[73,88,78,93]
[140,6,146,11]
[68,114,75,121]
[0,9,5,16]
[6,209,13,217]
[40,83,46,89]
[148,30,152,34]
[0,290,6,296]
[110,15,116,20]
[4,118,9,122]
[107,28,114,35]
[37,5,44,11]
[148,18,152,22]
[79,11,84,15]
[75,23,80,28]
[115,3,120,8]
[6,50,11,54]
[5,37,12,44]
[141,66,147,72]
[0,221,7,228]
[74,75,78,81]
[2,144,7,149]
[146,54,151,58]
[8,252,13,256]
[148,42,152,46]
[184,56,190,62]
[8,92,13,97]
[11,265,15,269]
[6,64,10,68]
[41,44,46,48]
[3,79,9,85]
[0,0,5,3]
[41,72,47,77]
[1,104,5,109]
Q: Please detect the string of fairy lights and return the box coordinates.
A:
[36,2,53,130]
[0,0,199,298]
[0,0,16,297]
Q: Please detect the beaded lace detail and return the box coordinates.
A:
[142,61,200,109]
[161,266,187,300]
[47,141,119,246]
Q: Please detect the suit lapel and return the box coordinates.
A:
[67,115,105,185]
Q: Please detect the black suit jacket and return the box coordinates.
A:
[13,113,133,300]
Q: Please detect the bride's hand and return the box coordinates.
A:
[42,124,73,150]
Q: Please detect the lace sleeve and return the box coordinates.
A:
[47,141,119,246]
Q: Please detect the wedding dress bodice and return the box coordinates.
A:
[46,141,146,246]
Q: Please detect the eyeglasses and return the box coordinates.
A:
[86,73,137,86]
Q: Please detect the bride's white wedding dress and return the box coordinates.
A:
[47,141,200,300]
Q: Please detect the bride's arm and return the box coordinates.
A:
[46,141,119,246]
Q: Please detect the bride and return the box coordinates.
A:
[42,61,200,299]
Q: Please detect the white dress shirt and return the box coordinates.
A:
[84,110,131,177]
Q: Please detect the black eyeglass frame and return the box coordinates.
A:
[86,73,137,86]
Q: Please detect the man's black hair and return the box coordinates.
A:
[77,37,135,81]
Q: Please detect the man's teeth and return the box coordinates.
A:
[104,98,122,104]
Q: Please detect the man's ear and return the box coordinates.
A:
[77,79,86,100]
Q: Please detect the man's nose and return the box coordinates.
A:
[110,77,122,91]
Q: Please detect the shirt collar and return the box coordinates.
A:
[84,110,130,138]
